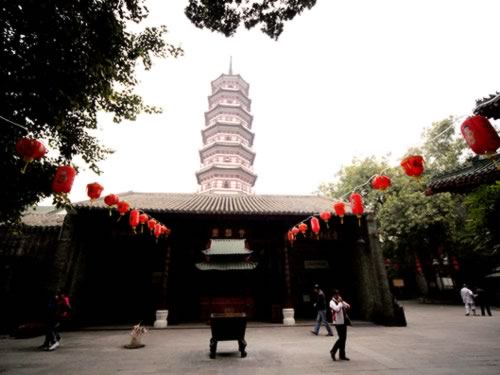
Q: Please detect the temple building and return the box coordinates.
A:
[196,60,257,194]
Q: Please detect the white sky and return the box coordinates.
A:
[59,0,500,203]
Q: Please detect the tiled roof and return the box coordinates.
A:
[474,92,500,120]
[195,262,258,271]
[426,154,500,194]
[75,192,351,216]
[202,239,252,255]
[17,207,66,227]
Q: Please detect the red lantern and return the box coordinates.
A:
[117,201,130,216]
[104,194,119,216]
[86,182,104,203]
[310,216,320,238]
[371,175,391,191]
[291,226,300,237]
[415,256,423,274]
[154,223,162,241]
[333,202,346,224]
[138,213,149,233]
[401,155,424,177]
[349,193,364,226]
[298,222,308,236]
[287,230,295,242]
[104,194,119,206]
[319,211,331,228]
[129,209,140,233]
[52,165,76,194]
[16,138,47,173]
[161,225,170,237]
[451,256,460,272]
[147,218,157,232]
[461,115,500,156]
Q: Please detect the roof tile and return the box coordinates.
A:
[75,192,353,216]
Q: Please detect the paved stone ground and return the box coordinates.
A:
[1,301,499,374]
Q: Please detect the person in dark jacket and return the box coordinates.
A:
[39,291,61,351]
[475,287,492,316]
[310,284,334,336]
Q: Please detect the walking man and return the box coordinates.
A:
[460,284,477,316]
[310,284,334,336]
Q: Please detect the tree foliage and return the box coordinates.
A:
[1,0,182,225]
[421,117,468,173]
[185,0,318,40]
[462,182,500,255]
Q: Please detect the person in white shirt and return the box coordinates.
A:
[329,289,351,361]
[460,284,477,316]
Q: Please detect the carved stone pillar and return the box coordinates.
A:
[282,246,295,325]
[155,245,171,328]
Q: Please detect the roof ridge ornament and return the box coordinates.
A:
[229,56,233,75]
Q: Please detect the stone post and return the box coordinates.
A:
[282,245,295,325]
[154,245,171,328]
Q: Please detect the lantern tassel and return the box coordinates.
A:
[357,215,361,227]
[340,217,344,225]
[20,160,30,174]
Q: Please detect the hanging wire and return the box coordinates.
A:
[0,114,29,132]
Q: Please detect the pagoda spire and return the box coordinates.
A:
[229,56,233,75]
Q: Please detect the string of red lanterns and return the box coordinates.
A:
[287,194,366,245]
[286,115,500,244]
[102,192,172,241]
[7,108,499,246]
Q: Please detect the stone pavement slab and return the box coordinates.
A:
[1,301,499,374]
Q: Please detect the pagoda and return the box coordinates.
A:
[195,59,257,194]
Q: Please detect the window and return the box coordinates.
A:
[223,181,230,189]
[224,228,232,237]
[212,228,219,238]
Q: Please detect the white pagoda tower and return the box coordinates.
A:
[196,60,257,194]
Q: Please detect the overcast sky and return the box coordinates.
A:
[61,0,500,203]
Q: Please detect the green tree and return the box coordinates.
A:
[1,0,182,226]
[461,182,500,255]
[185,0,318,40]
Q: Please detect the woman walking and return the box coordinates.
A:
[329,289,351,361]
